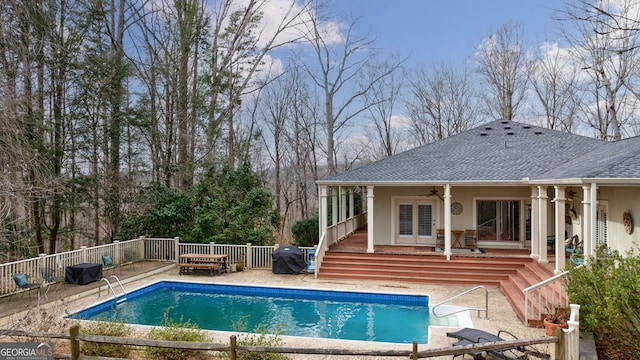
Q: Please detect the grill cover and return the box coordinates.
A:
[272,245,307,274]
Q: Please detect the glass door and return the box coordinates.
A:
[397,200,434,244]
[476,200,520,242]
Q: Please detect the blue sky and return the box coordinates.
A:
[333,0,562,67]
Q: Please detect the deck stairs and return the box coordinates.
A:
[317,251,558,325]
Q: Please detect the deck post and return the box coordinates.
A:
[581,185,591,259]
[530,186,540,259]
[444,184,452,261]
[538,186,549,263]
[367,186,374,253]
[554,186,566,273]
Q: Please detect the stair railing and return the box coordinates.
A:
[431,285,489,319]
[523,270,569,325]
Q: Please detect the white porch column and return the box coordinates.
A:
[340,186,347,222]
[590,183,598,257]
[319,186,328,238]
[331,187,338,226]
[367,186,375,253]
[538,186,549,263]
[444,184,452,261]
[530,186,540,259]
[349,188,354,218]
[554,186,566,273]
[582,185,592,259]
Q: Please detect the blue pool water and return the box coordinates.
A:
[70,281,456,344]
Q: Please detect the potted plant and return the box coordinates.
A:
[543,305,569,336]
[232,250,245,272]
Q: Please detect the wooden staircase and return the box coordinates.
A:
[317,251,557,325]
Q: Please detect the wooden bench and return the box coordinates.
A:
[177,263,223,276]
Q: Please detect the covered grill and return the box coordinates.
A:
[272,245,307,274]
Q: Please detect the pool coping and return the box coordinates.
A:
[68,278,474,345]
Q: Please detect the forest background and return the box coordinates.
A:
[2,0,640,261]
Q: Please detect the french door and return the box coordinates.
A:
[396,200,434,244]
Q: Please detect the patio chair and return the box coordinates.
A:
[464,229,477,249]
[123,249,141,271]
[102,255,121,275]
[447,327,550,360]
[41,267,66,297]
[565,235,582,256]
[12,273,42,301]
[436,229,445,249]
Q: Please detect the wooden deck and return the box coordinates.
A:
[320,228,560,325]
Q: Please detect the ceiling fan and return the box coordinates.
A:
[422,187,444,201]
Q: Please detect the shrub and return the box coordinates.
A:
[225,316,290,360]
[145,308,210,360]
[291,217,318,247]
[80,320,133,358]
[566,245,640,358]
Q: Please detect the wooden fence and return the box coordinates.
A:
[0,326,560,360]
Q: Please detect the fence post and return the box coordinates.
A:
[70,324,80,360]
[412,341,418,360]
[114,240,121,265]
[138,235,146,260]
[210,242,215,255]
[245,243,252,269]
[80,246,87,263]
[174,237,180,262]
[229,335,237,360]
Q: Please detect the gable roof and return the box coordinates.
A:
[318,120,605,185]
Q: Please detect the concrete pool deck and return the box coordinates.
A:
[0,261,552,359]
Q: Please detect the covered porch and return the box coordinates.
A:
[317,183,602,274]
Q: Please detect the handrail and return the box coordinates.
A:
[523,269,571,325]
[431,285,489,319]
[99,276,127,305]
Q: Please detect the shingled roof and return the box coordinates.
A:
[318,119,606,185]
[536,135,640,181]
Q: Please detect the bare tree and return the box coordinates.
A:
[563,0,640,140]
[205,0,312,169]
[531,42,582,132]
[300,6,402,175]
[405,63,480,146]
[475,23,531,121]
[362,63,406,160]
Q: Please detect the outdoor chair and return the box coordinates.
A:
[41,267,66,297]
[447,327,550,360]
[123,249,141,271]
[102,255,121,275]
[464,229,477,249]
[565,235,582,256]
[436,229,445,249]
[12,273,42,301]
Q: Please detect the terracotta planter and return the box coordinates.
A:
[543,319,568,336]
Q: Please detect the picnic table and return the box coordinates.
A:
[178,254,228,276]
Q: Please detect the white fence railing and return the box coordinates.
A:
[1,237,316,298]
[314,212,367,278]
[523,269,569,325]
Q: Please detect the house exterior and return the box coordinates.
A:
[316,120,640,273]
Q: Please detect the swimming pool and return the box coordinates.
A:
[70,281,470,344]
